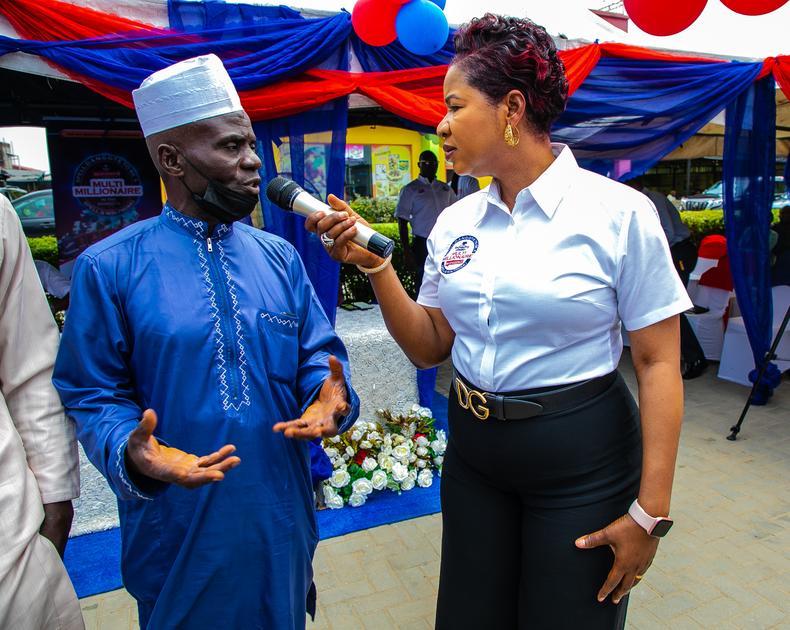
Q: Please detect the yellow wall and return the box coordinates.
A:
[285,127,490,191]
[346,126,448,181]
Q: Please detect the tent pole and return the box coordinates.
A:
[728,305,790,440]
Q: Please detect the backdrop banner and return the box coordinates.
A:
[47,127,162,275]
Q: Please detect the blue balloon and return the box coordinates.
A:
[429,0,447,8]
[396,0,450,56]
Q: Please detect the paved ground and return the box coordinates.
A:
[79,353,789,629]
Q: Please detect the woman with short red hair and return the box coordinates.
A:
[308,14,689,629]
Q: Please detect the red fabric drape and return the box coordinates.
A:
[772,56,790,98]
[236,43,721,125]
[1,0,154,41]
[1,0,783,127]
[0,0,170,110]
[238,42,600,126]
[239,67,447,127]
[561,44,601,96]
[757,57,776,80]
[597,42,725,64]
[757,56,790,99]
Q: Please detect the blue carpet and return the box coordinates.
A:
[64,395,449,599]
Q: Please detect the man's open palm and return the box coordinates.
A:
[126,409,241,489]
[272,355,350,440]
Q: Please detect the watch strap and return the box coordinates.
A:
[628,499,672,536]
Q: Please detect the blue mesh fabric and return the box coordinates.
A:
[723,76,779,401]
[553,58,763,180]
[0,12,352,91]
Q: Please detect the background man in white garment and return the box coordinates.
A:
[0,194,83,629]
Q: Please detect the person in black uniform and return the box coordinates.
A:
[633,179,708,378]
[306,14,689,630]
[395,150,456,294]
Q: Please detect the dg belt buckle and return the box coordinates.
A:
[454,377,490,420]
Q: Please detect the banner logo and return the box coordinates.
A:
[72,153,144,216]
[441,235,478,274]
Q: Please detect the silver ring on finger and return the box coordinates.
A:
[320,232,334,249]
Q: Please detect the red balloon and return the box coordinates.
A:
[352,0,400,46]
[624,0,708,36]
[720,0,788,16]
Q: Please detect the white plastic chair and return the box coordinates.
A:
[686,282,732,360]
[717,285,790,386]
[686,251,734,361]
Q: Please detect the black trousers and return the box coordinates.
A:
[670,238,706,365]
[436,372,641,630]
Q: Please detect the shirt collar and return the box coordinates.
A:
[161,202,234,241]
[484,143,577,221]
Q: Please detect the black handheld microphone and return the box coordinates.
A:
[266,177,395,259]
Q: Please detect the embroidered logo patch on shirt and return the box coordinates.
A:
[441,235,479,274]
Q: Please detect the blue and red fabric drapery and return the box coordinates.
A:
[1,0,788,399]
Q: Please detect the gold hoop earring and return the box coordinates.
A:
[504,122,520,147]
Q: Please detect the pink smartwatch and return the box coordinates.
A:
[628,499,673,537]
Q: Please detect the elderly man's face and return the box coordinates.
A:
[178,111,262,196]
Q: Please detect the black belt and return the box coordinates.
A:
[452,369,618,421]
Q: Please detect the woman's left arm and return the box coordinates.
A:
[629,315,684,517]
[575,315,683,604]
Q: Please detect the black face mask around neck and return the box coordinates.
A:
[177,150,259,223]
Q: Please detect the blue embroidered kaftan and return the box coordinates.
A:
[54,205,359,629]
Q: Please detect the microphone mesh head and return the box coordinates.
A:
[266,176,302,209]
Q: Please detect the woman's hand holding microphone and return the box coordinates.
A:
[307,195,389,271]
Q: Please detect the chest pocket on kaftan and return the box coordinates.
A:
[258,310,300,382]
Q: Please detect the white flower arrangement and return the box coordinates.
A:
[320,405,446,508]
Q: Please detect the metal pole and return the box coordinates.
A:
[728,305,790,440]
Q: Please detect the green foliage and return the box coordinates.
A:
[680,209,782,245]
[348,197,397,224]
[339,222,419,303]
[339,463,366,500]
[679,210,725,244]
[27,235,59,267]
[377,408,438,442]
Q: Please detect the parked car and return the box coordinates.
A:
[0,186,28,201]
[11,189,55,236]
[682,176,787,211]
[681,181,724,211]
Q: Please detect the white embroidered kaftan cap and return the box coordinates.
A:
[132,54,243,137]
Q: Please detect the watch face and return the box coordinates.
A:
[651,519,674,537]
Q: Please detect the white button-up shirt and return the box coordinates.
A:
[418,145,692,392]
[394,176,457,238]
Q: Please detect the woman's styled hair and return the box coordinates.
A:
[452,13,568,136]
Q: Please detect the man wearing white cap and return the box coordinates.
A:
[54,54,360,629]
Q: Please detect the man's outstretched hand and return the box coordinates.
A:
[125,409,241,489]
[273,355,350,440]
